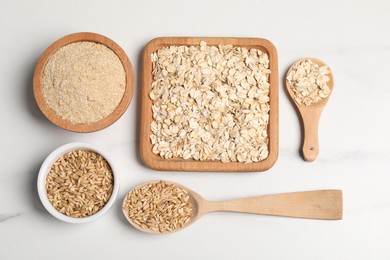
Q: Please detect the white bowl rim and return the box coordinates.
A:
[37,142,119,224]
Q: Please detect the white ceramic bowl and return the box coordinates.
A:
[37,142,119,223]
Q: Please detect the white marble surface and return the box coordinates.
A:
[1,0,390,259]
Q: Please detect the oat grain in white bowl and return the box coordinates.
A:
[37,142,119,223]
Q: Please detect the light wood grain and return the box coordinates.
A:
[140,37,279,172]
[285,58,334,161]
[123,181,343,234]
[203,190,343,220]
[33,32,134,133]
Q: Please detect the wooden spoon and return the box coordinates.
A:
[286,58,334,161]
[123,181,343,234]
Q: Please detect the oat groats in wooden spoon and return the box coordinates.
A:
[123,180,343,234]
[286,58,334,161]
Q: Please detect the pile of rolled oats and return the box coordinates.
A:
[287,59,331,106]
[149,41,271,163]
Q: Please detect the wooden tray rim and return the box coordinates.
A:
[140,37,279,172]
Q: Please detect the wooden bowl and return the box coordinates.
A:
[33,32,134,132]
[140,37,279,172]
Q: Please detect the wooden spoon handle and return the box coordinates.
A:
[207,190,342,220]
[301,108,322,161]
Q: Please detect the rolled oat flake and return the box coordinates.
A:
[42,41,126,124]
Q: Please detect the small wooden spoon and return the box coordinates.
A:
[123,181,343,234]
[286,58,334,161]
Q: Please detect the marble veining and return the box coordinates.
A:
[0,213,22,223]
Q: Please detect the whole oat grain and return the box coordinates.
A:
[123,181,193,233]
[42,41,126,124]
[45,150,114,218]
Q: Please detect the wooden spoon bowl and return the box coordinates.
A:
[123,180,343,234]
[33,32,134,133]
[285,58,334,161]
[122,181,201,234]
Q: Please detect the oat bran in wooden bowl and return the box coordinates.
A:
[33,32,134,132]
[37,142,119,223]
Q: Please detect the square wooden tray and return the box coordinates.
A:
[140,37,278,172]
